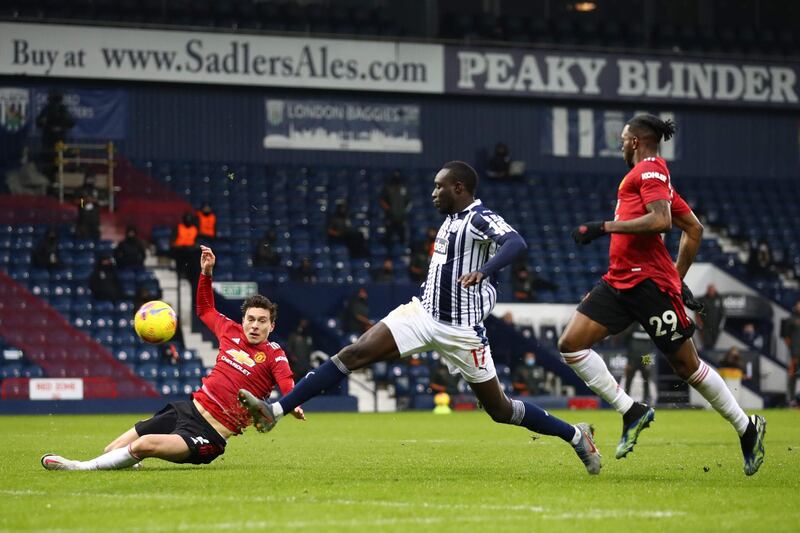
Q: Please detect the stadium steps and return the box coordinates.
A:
[150,265,217,367]
[349,369,396,413]
[0,270,158,398]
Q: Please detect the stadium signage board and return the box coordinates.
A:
[446,45,800,108]
[29,378,84,400]
[212,281,258,299]
[264,98,422,153]
[0,23,443,94]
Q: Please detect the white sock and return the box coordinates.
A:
[562,349,634,414]
[81,445,141,471]
[687,360,750,436]
[570,426,582,446]
[272,402,285,419]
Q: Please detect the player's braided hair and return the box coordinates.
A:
[241,295,278,323]
[627,114,676,143]
[442,160,479,194]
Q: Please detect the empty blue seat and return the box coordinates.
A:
[181,378,202,394]
[23,366,44,378]
[159,379,181,396]
[115,346,138,363]
[0,362,24,378]
[136,362,159,380]
[93,301,114,313]
[93,313,115,328]
[181,349,197,361]
[181,361,203,378]
[93,328,115,346]
[138,346,159,362]
[159,365,181,380]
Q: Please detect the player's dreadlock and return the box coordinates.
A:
[627,114,676,143]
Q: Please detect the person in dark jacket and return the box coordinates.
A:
[32,227,61,270]
[89,255,122,301]
[114,226,147,269]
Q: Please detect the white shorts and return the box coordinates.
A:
[381,297,496,384]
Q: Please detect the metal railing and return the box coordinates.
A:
[55,141,116,212]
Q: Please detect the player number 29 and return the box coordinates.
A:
[649,310,677,337]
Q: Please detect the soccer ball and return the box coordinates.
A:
[134,300,177,344]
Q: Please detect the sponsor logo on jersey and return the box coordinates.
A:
[433,237,448,255]
[641,171,667,182]
[274,355,288,364]
[232,337,241,344]
[225,349,256,367]
[220,354,253,376]
[254,351,266,363]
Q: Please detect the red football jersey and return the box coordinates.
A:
[603,156,692,296]
[192,274,294,434]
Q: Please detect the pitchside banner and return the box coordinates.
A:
[0,22,443,94]
[447,45,800,108]
[264,99,422,153]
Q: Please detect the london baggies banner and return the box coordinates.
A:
[264,99,422,153]
[0,22,443,94]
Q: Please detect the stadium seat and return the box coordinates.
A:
[0,362,24,379]
[115,346,138,364]
[158,365,181,380]
[136,363,159,380]
[22,366,44,378]
[158,379,181,396]
[181,361,203,378]
[138,346,159,362]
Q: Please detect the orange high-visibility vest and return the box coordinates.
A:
[174,223,198,246]
[196,211,216,238]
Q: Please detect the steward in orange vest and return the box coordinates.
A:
[173,212,198,247]
[196,202,216,239]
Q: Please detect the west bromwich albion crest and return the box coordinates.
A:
[0,88,30,133]
[266,100,285,126]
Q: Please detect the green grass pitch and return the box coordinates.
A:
[1,408,798,532]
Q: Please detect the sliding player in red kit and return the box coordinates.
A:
[41,245,303,471]
[558,114,766,476]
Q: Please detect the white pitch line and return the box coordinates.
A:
[0,490,686,527]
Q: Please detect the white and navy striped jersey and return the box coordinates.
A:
[420,199,518,327]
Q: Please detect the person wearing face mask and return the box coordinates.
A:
[287,318,314,380]
[41,245,304,471]
[341,287,373,334]
[240,161,602,476]
[114,226,147,269]
[75,174,101,241]
[196,202,217,243]
[171,211,201,286]
[32,227,62,270]
[379,170,410,246]
[88,255,122,302]
[512,351,546,396]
